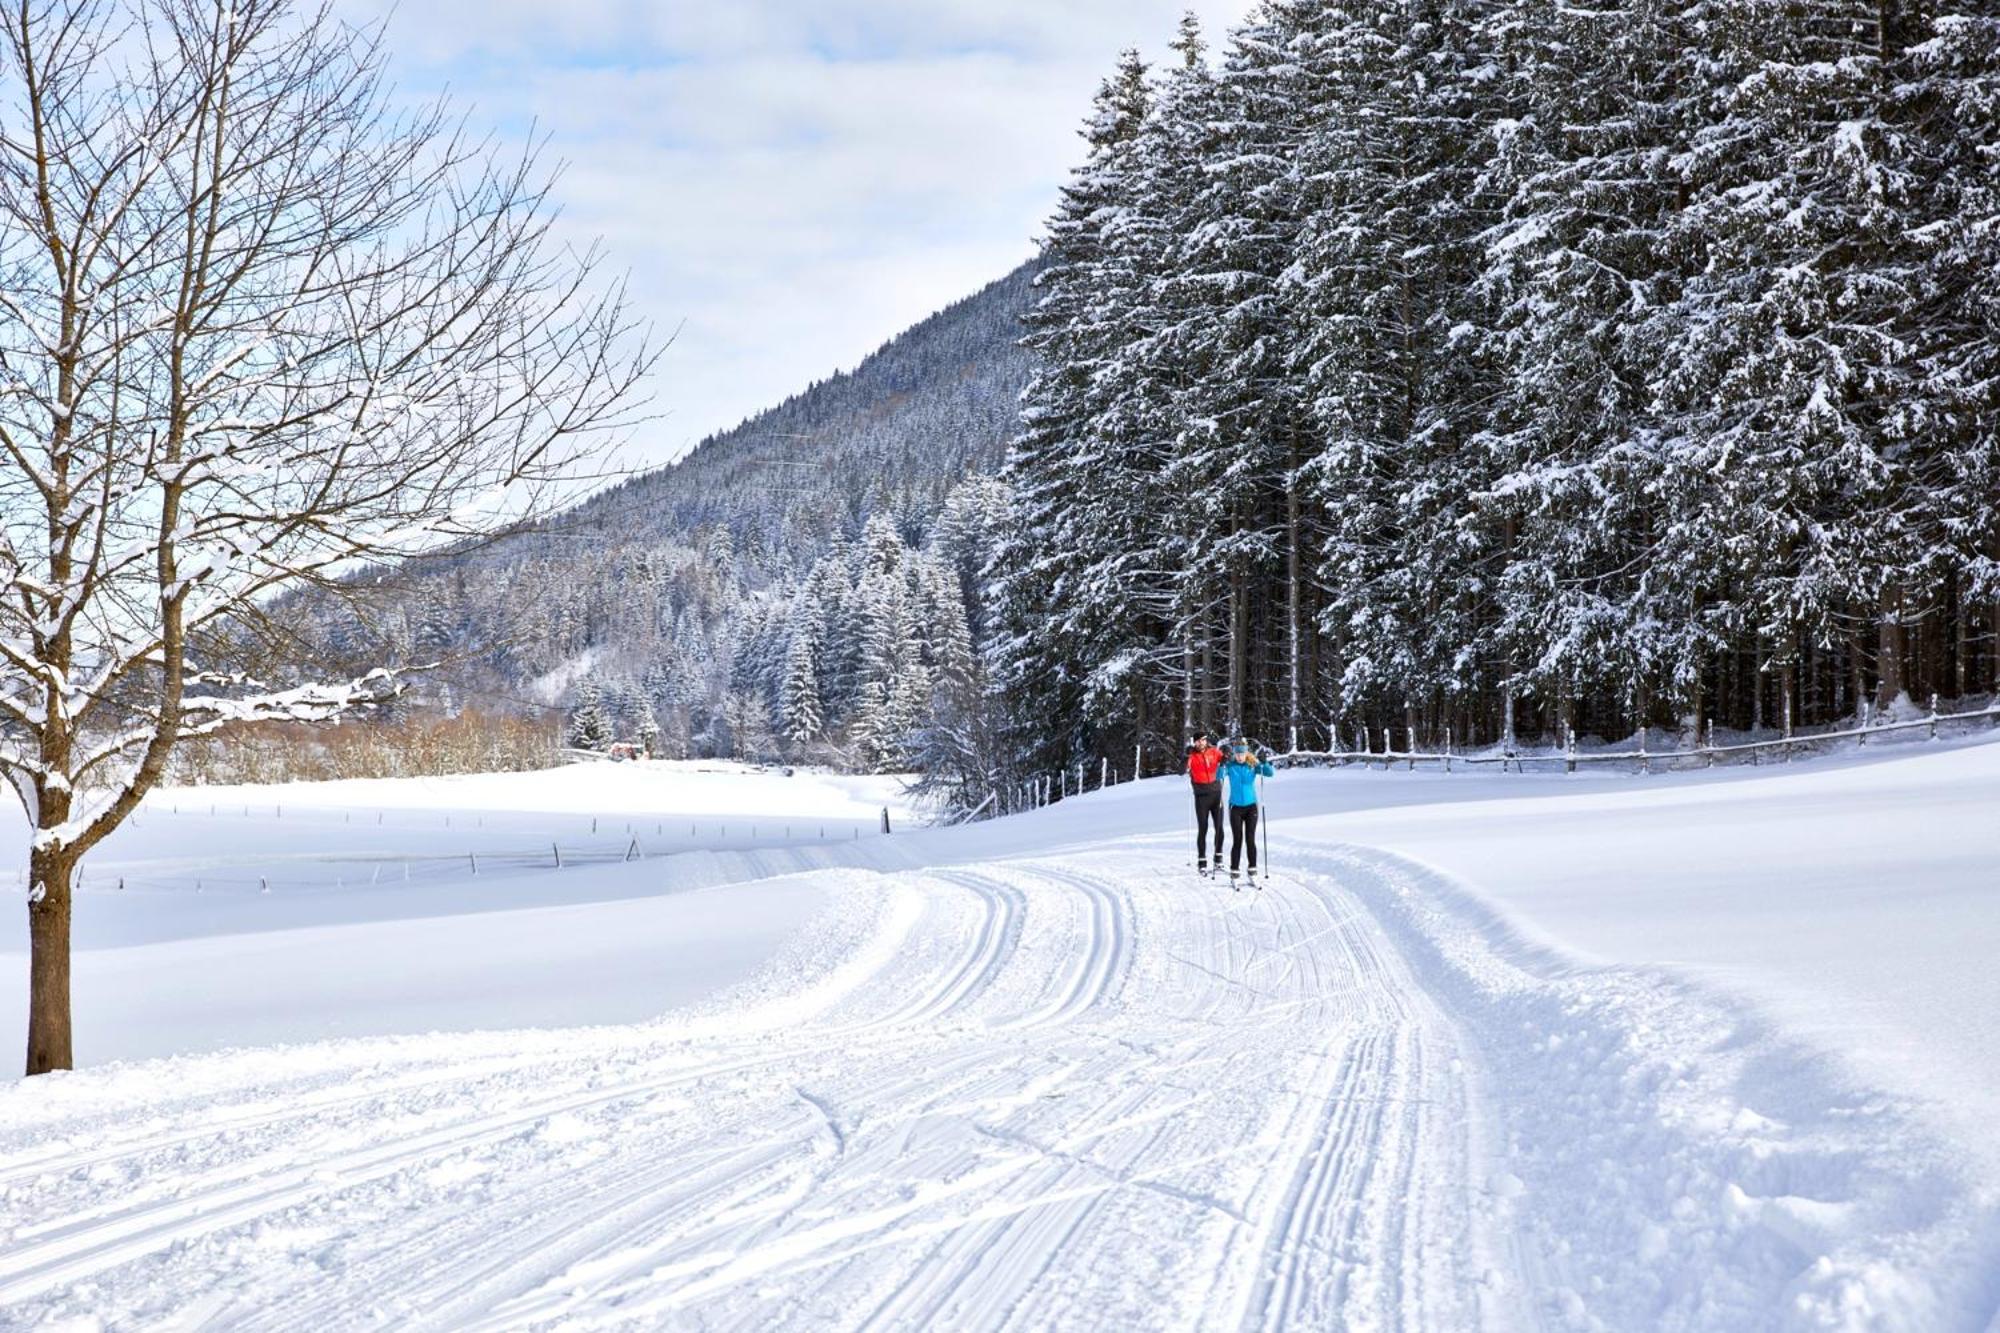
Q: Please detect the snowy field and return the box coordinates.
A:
[2,743,1999,1328]
[0,762,917,1061]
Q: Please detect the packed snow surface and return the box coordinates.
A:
[3,743,1999,1328]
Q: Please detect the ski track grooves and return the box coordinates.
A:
[0,850,1503,1331]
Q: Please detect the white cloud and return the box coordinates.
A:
[342,0,1255,468]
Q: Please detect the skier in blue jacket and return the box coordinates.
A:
[1221,742,1274,883]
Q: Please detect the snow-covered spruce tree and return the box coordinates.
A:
[567,679,613,752]
[1649,0,1929,724]
[0,0,647,1073]
[1289,0,1502,747]
[929,475,1013,642]
[914,557,977,691]
[1904,14,2000,702]
[852,558,927,772]
[1470,0,1696,740]
[1159,6,1324,740]
[1054,18,1216,754]
[988,50,1152,776]
[779,603,824,751]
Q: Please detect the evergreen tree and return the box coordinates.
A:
[989,50,1154,770]
[780,589,826,748]
[566,678,612,751]
[1471,0,1694,738]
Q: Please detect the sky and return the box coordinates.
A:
[345,1,1257,470]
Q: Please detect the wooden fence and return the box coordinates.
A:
[1004,696,2000,809]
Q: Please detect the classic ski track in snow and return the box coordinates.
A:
[5,838,1993,1329]
[0,848,1505,1331]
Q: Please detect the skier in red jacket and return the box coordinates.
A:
[1187,733,1226,874]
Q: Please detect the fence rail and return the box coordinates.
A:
[50,809,895,898]
[999,697,2000,813]
[1272,698,2000,774]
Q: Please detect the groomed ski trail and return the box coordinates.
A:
[0,849,1510,1331]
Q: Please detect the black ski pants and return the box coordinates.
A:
[1193,783,1223,863]
[1230,803,1260,871]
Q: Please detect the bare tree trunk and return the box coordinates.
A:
[25,848,74,1075]
[1953,571,1969,701]
[1751,636,1765,733]
[1133,675,1148,775]
[1199,620,1215,736]
[1182,637,1194,738]
[1691,650,1706,746]
[1286,455,1303,752]
[1850,625,1869,719]
[1876,585,1906,709]
[1229,509,1247,733]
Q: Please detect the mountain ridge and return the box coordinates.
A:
[278,257,1039,756]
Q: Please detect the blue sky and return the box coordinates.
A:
[345,0,1254,468]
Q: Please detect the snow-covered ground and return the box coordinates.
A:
[0,762,918,1060]
[3,742,1999,1328]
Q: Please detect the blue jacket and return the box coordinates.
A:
[1222,758,1272,807]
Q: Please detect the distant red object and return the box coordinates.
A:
[607,742,644,762]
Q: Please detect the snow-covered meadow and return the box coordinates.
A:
[3,742,1999,1328]
[0,762,917,1062]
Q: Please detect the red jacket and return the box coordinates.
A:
[1187,746,1224,786]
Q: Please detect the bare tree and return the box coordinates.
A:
[0,0,652,1073]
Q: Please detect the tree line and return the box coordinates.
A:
[984,1,2000,780]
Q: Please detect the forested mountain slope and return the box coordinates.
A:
[271,262,1035,768]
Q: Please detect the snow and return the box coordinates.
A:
[135,758,915,821]
[0,762,920,1058]
[1270,736,2000,1175]
[2,742,1999,1327]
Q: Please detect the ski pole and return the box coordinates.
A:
[1252,738,1271,877]
[1260,771,1270,877]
